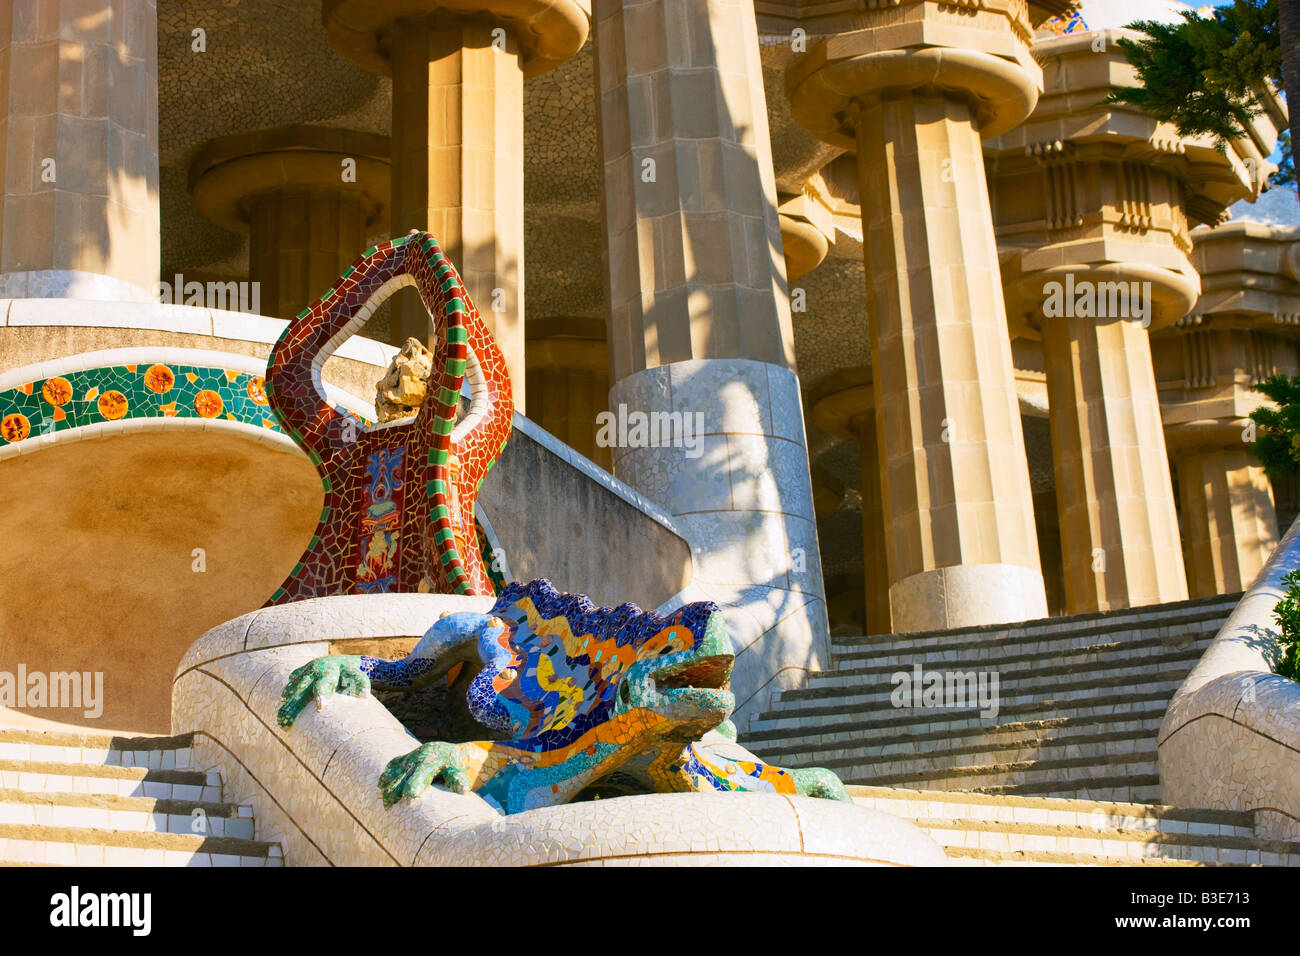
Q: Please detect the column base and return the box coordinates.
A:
[890,563,1048,633]
[0,270,157,303]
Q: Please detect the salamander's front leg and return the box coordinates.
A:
[277,653,428,727]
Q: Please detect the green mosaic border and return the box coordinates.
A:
[0,361,283,446]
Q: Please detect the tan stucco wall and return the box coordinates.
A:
[0,428,321,732]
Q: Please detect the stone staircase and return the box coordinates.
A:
[850,786,1300,866]
[0,728,283,866]
[742,593,1300,865]
[748,593,1239,803]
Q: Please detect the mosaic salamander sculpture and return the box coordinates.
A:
[278,579,850,814]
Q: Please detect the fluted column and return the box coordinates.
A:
[787,2,1050,631]
[595,0,827,729]
[1034,296,1192,609]
[188,127,389,319]
[323,0,591,411]
[0,0,158,300]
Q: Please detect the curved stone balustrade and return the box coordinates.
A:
[1160,517,1300,841]
[173,594,948,866]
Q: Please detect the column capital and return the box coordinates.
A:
[987,29,1285,226]
[1003,256,1201,335]
[785,1,1042,148]
[322,0,590,78]
[188,126,390,236]
[778,184,836,281]
[807,364,873,441]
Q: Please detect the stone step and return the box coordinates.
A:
[918,818,1300,865]
[828,596,1237,656]
[966,773,1164,803]
[786,645,1203,705]
[944,846,1240,866]
[845,749,1162,797]
[848,785,1257,835]
[848,786,1300,865]
[817,630,1213,684]
[762,716,1164,769]
[749,676,1186,733]
[0,822,283,867]
[0,730,194,771]
[0,788,255,839]
[746,687,1175,747]
[0,759,222,803]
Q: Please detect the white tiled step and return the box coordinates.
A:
[0,823,283,867]
[0,759,222,802]
[0,788,255,838]
[0,729,194,771]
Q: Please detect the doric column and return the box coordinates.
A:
[0,0,158,300]
[524,317,611,469]
[1155,222,1300,596]
[323,0,591,411]
[787,0,1051,631]
[594,0,827,728]
[990,28,1283,612]
[808,365,891,635]
[188,127,389,319]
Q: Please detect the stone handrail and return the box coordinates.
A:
[172,594,948,866]
[1159,517,1300,840]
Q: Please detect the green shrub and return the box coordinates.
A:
[1249,374,1300,479]
[1272,568,1300,680]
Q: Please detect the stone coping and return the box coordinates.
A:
[1159,516,1300,839]
[172,595,947,866]
[0,297,399,370]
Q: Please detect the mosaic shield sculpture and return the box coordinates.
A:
[262,231,512,602]
[279,579,850,814]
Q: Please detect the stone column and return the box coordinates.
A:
[1153,222,1300,596]
[594,0,828,729]
[787,2,1050,631]
[323,0,591,412]
[0,0,158,300]
[808,365,891,634]
[524,316,611,469]
[1033,294,1193,610]
[188,127,390,319]
[988,29,1282,612]
[1173,443,1278,596]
